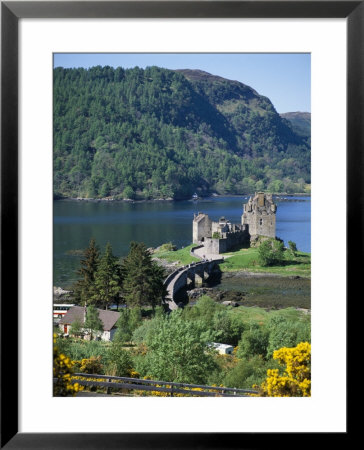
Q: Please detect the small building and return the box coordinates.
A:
[209,342,235,355]
[53,303,75,323]
[58,306,120,341]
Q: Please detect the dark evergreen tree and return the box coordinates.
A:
[91,242,122,310]
[121,242,167,309]
[72,238,100,305]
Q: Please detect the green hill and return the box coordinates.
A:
[280,111,311,138]
[53,66,310,200]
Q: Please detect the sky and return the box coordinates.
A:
[53,53,310,113]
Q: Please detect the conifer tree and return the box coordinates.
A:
[121,242,166,309]
[91,242,122,310]
[84,305,104,340]
[72,238,100,305]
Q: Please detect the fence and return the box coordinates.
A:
[58,373,258,397]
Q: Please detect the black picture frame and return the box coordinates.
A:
[1,1,358,448]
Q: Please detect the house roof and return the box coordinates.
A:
[59,306,120,331]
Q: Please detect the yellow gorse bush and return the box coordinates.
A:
[256,342,311,397]
[53,333,83,396]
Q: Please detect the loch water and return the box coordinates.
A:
[53,195,310,287]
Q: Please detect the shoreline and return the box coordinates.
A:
[54,192,311,204]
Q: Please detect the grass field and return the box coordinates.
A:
[219,248,311,278]
[226,305,310,326]
[154,243,311,278]
[152,244,200,266]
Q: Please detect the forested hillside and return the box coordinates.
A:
[54,66,310,200]
[280,112,311,138]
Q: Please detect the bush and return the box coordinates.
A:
[223,355,275,389]
[158,242,177,252]
[266,316,310,358]
[114,307,143,344]
[256,342,311,397]
[135,310,218,384]
[236,323,269,359]
[104,343,134,377]
[53,334,81,396]
[257,238,285,266]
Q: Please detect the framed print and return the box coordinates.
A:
[1,0,359,448]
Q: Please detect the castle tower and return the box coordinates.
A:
[193,213,212,243]
[242,192,277,239]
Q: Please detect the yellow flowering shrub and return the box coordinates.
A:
[53,333,82,396]
[78,356,103,374]
[255,342,311,397]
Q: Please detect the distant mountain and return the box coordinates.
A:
[53,66,310,200]
[280,112,311,138]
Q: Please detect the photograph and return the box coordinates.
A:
[1,0,356,445]
[52,53,311,399]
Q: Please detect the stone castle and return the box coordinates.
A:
[193,192,277,254]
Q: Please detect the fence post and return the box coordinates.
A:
[170,385,174,397]
[106,378,111,395]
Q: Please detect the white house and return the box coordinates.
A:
[209,342,235,355]
[58,306,120,341]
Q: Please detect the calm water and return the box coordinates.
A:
[53,196,310,287]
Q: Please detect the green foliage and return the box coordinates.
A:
[236,323,269,359]
[53,66,310,200]
[91,242,122,309]
[121,241,166,309]
[135,310,218,384]
[257,239,285,266]
[212,232,221,239]
[71,238,100,305]
[132,317,162,344]
[181,296,245,346]
[104,343,133,377]
[70,318,84,338]
[84,305,104,339]
[114,307,143,343]
[223,355,277,389]
[286,240,298,259]
[158,242,177,252]
[266,316,311,359]
[54,338,110,365]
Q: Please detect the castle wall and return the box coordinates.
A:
[204,229,249,255]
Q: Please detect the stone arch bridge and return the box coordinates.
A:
[163,257,223,311]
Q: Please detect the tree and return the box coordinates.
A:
[105,343,134,377]
[287,240,298,258]
[223,355,272,390]
[84,305,104,340]
[256,342,311,397]
[257,238,284,266]
[70,318,84,338]
[72,238,100,305]
[236,323,269,359]
[114,307,142,344]
[121,242,166,309]
[91,242,122,309]
[137,311,217,384]
[266,316,310,359]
